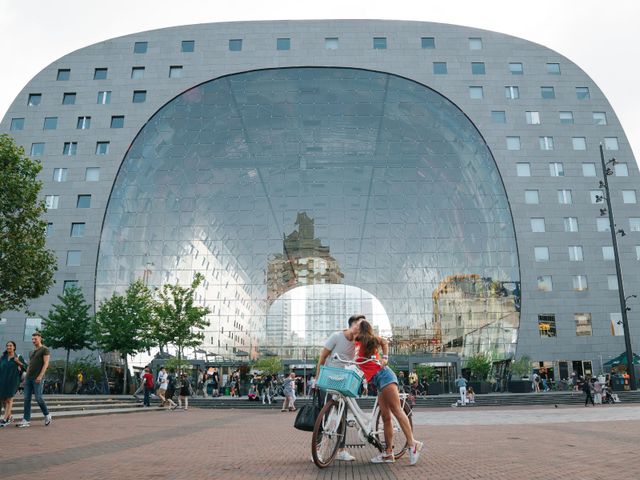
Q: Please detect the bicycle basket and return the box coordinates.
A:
[317,366,363,397]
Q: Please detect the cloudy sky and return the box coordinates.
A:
[2,0,638,165]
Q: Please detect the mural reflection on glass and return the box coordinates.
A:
[96,67,520,362]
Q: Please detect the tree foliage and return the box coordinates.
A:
[252,357,283,375]
[415,364,437,381]
[466,353,492,381]
[509,355,532,379]
[0,134,57,314]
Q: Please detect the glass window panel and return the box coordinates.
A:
[602,246,614,260]
[111,116,125,128]
[509,62,523,74]
[525,190,539,204]
[421,37,435,49]
[10,118,24,130]
[85,167,100,181]
[573,275,588,291]
[28,94,42,106]
[63,281,78,292]
[526,111,540,124]
[540,87,555,99]
[636,246,640,261]
[471,62,485,74]
[66,250,81,266]
[169,66,183,78]
[97,91,111,104]
[539,136,554,150]
[576,87,590,99]
[43,117,57,130]
[582,163,597,177]
[538,275,553,292]
[373,37,387,49]
[546,63,561,74]
[52,168,67,182]
[590,190,604,204]
[96,141,110,155]
[597,218,610,232]
[575,313,592,336]
[24,318,42,341]
[607,275,618,290]
[593,112,607,125]
[469,37,482,50]
[229,39,242,51]
[491,111,506,123]
[62,92,76,105]
[559,111,574,124]
[614,163,628,176]
[30,143,44,156]
[506,137,521,150]
[63,142,77,155]
[534,247,549,262]
[604,137,619,150]
[57,69,70,81]
[572,137,587,150]
[134,41,148,53]
[45,195,59,209]
[133,90,147,103]
[469,86,483,99]
[71,223,85,237]
[549,162,564,176]
[181,40,195,52]
[622,190,637,204]
[77,116,91,129]
[277,38,290,50]
[76,195,91,208]
[568,246,583,261]
[538,314,556,337]
[558,189,572,204]
[94,68,108,80]
[564,217,578,232]
[505,86,519,99]
[531,218,545,232]
[131,67,145,79]
[516,163,530,177]
[433,62,447,74]
[630,218,640,232]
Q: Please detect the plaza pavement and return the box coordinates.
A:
[1,404,637,479]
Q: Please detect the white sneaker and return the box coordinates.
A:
[336,450,355,461]
[370,453,395,464]
[44,414,52,426]
[408,441,423,466]
[16,419,30,428]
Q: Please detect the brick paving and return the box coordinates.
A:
[1,405,638,479]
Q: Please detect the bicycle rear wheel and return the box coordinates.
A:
[374,402,413,459]
[311,398,345,468]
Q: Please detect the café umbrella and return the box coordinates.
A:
[603,352,640,367]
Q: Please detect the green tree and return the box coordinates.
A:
[415,364,437,381]
[0,134,57,314]
[154,273,211,364]
[252,357,283,375]
[94,280,155,394]
[40,286,93,392]
[466,353,492,381]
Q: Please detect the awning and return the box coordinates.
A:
[603,352,640,367]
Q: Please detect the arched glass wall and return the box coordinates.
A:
[96,68,520,361]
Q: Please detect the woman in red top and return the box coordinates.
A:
[355,320,423,465]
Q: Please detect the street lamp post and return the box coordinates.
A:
[597,144,636,390]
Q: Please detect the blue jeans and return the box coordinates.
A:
[23,377,49,421]
[143,386,153,406]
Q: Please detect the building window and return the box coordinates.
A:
[10,118,24,131]
[564,217,579,232]
[593,112,607,125]
[96,141,110,155]
[85,167,100,181]
[373,37,387,49]
[636,246,640,261]
[491,111,506,123]
[471,62,485,74]
[277,38,290,50]
[614,163,628,176]
[325,37,339,50]
[28,93,42,106]
[131,67,145,79]
[549,162,564,177]
[433,62,447,74]
[169,66,183,78]
[52,168,68,182]
[575,313,592,336]
[77,116,91,129]
[539,136,554,150]
[181,40,195,52]
[604,137,619,151]
[597,218,610,232]
[630,218,640,232]
[94,68,108,80]
[97,91,111,104]
[132,90,147,103]
[43,117,58,130]
[45,223,53,237]
[30,143,45,156]
[133,41,148,53]
[468,37,482,50]
[534,247,550,262]
[505,86,519,99]
[558,189,572,204]
[531,218,546,232]
[506,137,521,150]
[526,111,540,124]
[70,223,85,237]
[572,137,587,150]
[568,246,584,262]
[63,142,77,156]
[63,281,78,292]
[229,39,242,51]
[622,190,637,204]
[76,195,91,208]
[421,37,435,49]
[525,190,539,204]
[516,163,531,177]
[607,275,618,291]
[509,62,523,75]
[576,87,590,99]
[24,318,42,341]
[537,275,553,292]
[602,246,615,261]
[538,314,556,337]
[44,195,59,209]
[582,163,597,177]
[559,111,574,124]
[57,69,70,81]
[469,86,483,99]
[611,313,624,336]
[547,63,561,74]
[573,275,588,291]
[66,250,81,266]
[110,116,125,128]
[62,92,77,105]
[590,190,604,204]
[540,86,555,99]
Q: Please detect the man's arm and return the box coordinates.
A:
[316,347,331,378]
[36,354,50,383]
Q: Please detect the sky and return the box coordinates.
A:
[1,0,639,166]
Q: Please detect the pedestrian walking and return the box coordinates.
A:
[157,367,176,409]
[455,374,468,406]
[142,367,154,407]
[16,332,52,428]
[593,377,603,404]
[281,372,296,412]
[260,374,272,404]
[178,373,192,410]
[0,341,26,427]
[166,369,178,408]
[211,367,220,397]
[583,377,595,406]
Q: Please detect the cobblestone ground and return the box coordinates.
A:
[1,405,638,479]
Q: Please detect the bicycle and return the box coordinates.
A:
[311,354,413,468]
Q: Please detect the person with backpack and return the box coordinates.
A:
[166,369,178,409]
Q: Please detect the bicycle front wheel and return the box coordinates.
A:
[311,398,345,468]
[374,401,413,460]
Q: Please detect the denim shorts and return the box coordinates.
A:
[370,366,398,392]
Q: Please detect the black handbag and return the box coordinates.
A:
[294,389,322,431]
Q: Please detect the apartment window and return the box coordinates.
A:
[169,66,183,78]
[93,68,108,80]
[637,246,640,261]
[614,163,629,176]
[505,86,519,99]
[96,142,110,155]
[559,111,574,124]
[277,38,290,50]
[62,92,76,105]
[85,167,100,181]
[24,318,42,341]
[132,90,147,103]
[576,87,590,99]
[52,168,68,182]
[516,163,531,177]
[582,163,597,177]
[531,218,546,232]
[229,39,242,51]
[133,41,148,53]
[539,136,554,150]
[44,195,59,209]
[469,37,482,50]
[593,112,607,125]
[181,40,195,52]
[57,69,70,81]
[63,281,79,292]
[66,251,81,266]
[568,246,584,262]
[597,218,610,232]
[547,63,561,74]
[506,137,521,150]
[30,143,44,156]
[45,223,53,237]
[607,275,618,291]
[590,190,604,204]
[525,190,539,204]
[630,218,640,232]
[602,246,615,261]
[70,223,85,237]
[572,137,587,150]
[433,62,447,74]
[575,313,592,336]
[549,162,564,177]
[535,247,550,262]
[491,111,506,123]
[537,275,553,292]
[28,93,42,106]
[526,111,540,124]
[325,37,339,50]
[97,91,111,104]
[43,117,58,130]
[573,275,588,291]
[604,137,619,150]
[77,116,91,129]
[471,62,486,74]
[10,118,24,131]
[541,87,555,99]
[469,86,483,99]
[611,313,624,336]
[63,142,77,156]
[76,195,91,208]
[131,67,145,79]
[421,37,435,49]
[110,116,125,128]
[564,217,579,232]
[558,189,572,204]
[373,37,387,49]
[622,190,637,204]
[509,62,523,75]
[538,314,556,337]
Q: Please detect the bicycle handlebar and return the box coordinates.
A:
[332,353,381,366]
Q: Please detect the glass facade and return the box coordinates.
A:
[96,67,520,362]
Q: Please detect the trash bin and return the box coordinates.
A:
[224,386,230,396]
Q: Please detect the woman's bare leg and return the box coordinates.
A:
[380,383,416,450]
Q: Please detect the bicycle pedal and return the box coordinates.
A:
[346,419,357,428]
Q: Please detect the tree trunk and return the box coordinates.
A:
[63,349,70,394]
[122,355,128,395]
